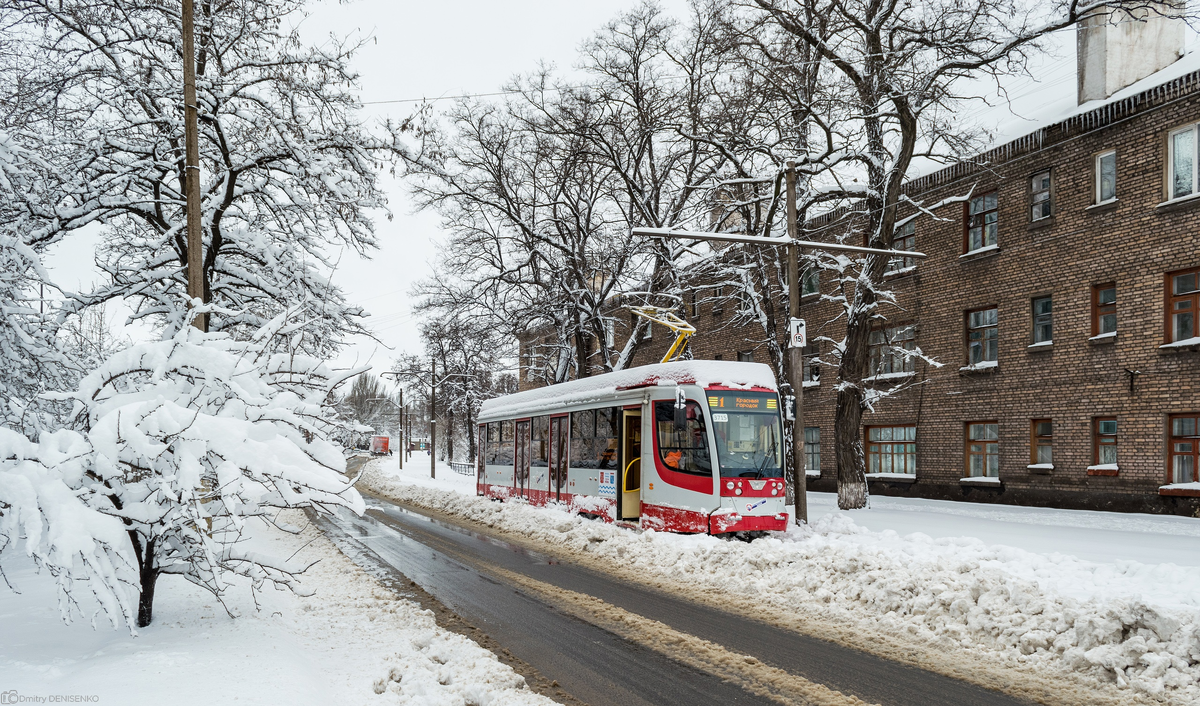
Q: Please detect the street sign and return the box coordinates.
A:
[788,318,807,349]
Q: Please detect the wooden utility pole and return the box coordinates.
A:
[784,161,807,525]
[397,388,404,470]
[430,358,437,479]
[182,0,205,331]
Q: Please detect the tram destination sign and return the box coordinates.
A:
[708,394,778,412]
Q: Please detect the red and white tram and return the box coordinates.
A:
[476,361,789,534]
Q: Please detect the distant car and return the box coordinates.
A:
[369,436,390,455]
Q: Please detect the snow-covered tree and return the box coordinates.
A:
[0,0,404,353]
[53,307,366,627]
[0,132,75,435]
[737,0,1192,509]
[0,427,139,630]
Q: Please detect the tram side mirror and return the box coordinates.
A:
[674,387,687,429]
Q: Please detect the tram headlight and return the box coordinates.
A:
[735,488,742,495]
[771,489,778,495]
[726,481,734,490]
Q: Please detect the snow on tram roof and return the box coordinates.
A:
[479,360,777,421]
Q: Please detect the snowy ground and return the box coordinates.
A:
[363,455,1200,705]
[0,502,553,706]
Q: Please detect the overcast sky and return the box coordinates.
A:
[297,0,690,375]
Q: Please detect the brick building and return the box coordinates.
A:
[518,17,1200,515]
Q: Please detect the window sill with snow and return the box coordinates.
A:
[862,371,916,385]
[1156,191,1200,213]
[1027,340,1053,351]
[1027,463,1054,474]
[1086,464,1119,476]
[1089,331,1116,345]
[1160,336,1200,352]
[1027,215,1055,231]
[805,469,821,478]
[865,472,917,483]
[1159,481,1200,497]
[959,360,998,374]
[1085,198,1119,213]
[958,244,1000,261]
[959,476,1002,486]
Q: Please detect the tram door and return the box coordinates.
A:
[620,410,642,520]
[515,420,531,498]
[549,416,568,501]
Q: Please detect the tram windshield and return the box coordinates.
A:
[707,392,783,478]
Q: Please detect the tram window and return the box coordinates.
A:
[596,408,619,470]
[570,410,596,468]
[707,392,784,478]
[532,416,549,467]
[497,420,515,465]
[654,400,712,476]
[486,422,500,464]
[569,408,620,469]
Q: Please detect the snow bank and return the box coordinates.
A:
[479,360,777,421]
[361,461,1200,704]
[0,507,555,706]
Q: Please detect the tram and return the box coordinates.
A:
[475,361,789,534]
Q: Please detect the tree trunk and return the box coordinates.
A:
[135,537,158,628]
[832,265,879,510]
[447,409,456,462]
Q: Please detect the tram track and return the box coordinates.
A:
[317,491,1039,706]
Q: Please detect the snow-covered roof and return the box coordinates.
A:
[907,30,1200,191]
[479,360,778,421]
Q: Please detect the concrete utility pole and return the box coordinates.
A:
[182,0,205,331]
[430,357,437,479]
[632,182,927,526]
[784,161,806,525]
[379,372,405,470]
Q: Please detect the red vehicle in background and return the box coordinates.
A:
[369,435,390,455]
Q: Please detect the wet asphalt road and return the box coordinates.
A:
[319,496,1035,706]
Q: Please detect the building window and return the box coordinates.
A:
[804,427,821,473]
[1031,419,1053,465]
[888,221,916,273]
[712,286,724,317]
[1095,150,1116,203]
[801,268,819,297]
[965,192,998,252]
[1030,171,1052,220]
[1093,283,1116,336]
[604,319,615,348]
[966,307,998,365]
[1167,268,1199,343]
[1169,124,1198,200]
[1032,296,1053,344]
[689,290,700,318]
[1093,417,1118,467]
[737,350,754,363]
[801,343,820,383]
[868,323,916,375]
[1170,414,1199,484]
[867,426,916,475]
[966,422,999,478]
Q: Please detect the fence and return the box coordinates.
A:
[449,461,475,476]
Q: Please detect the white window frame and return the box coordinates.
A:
[1094,150,1116,204]
[1168,124,1199,201]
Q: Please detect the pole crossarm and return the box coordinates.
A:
[632,227,928,260]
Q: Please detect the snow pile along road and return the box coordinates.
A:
[0,505,555,706]
[361,461,1200,705]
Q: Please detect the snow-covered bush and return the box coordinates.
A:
[2,308,368,629]
[0,427,139,628]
